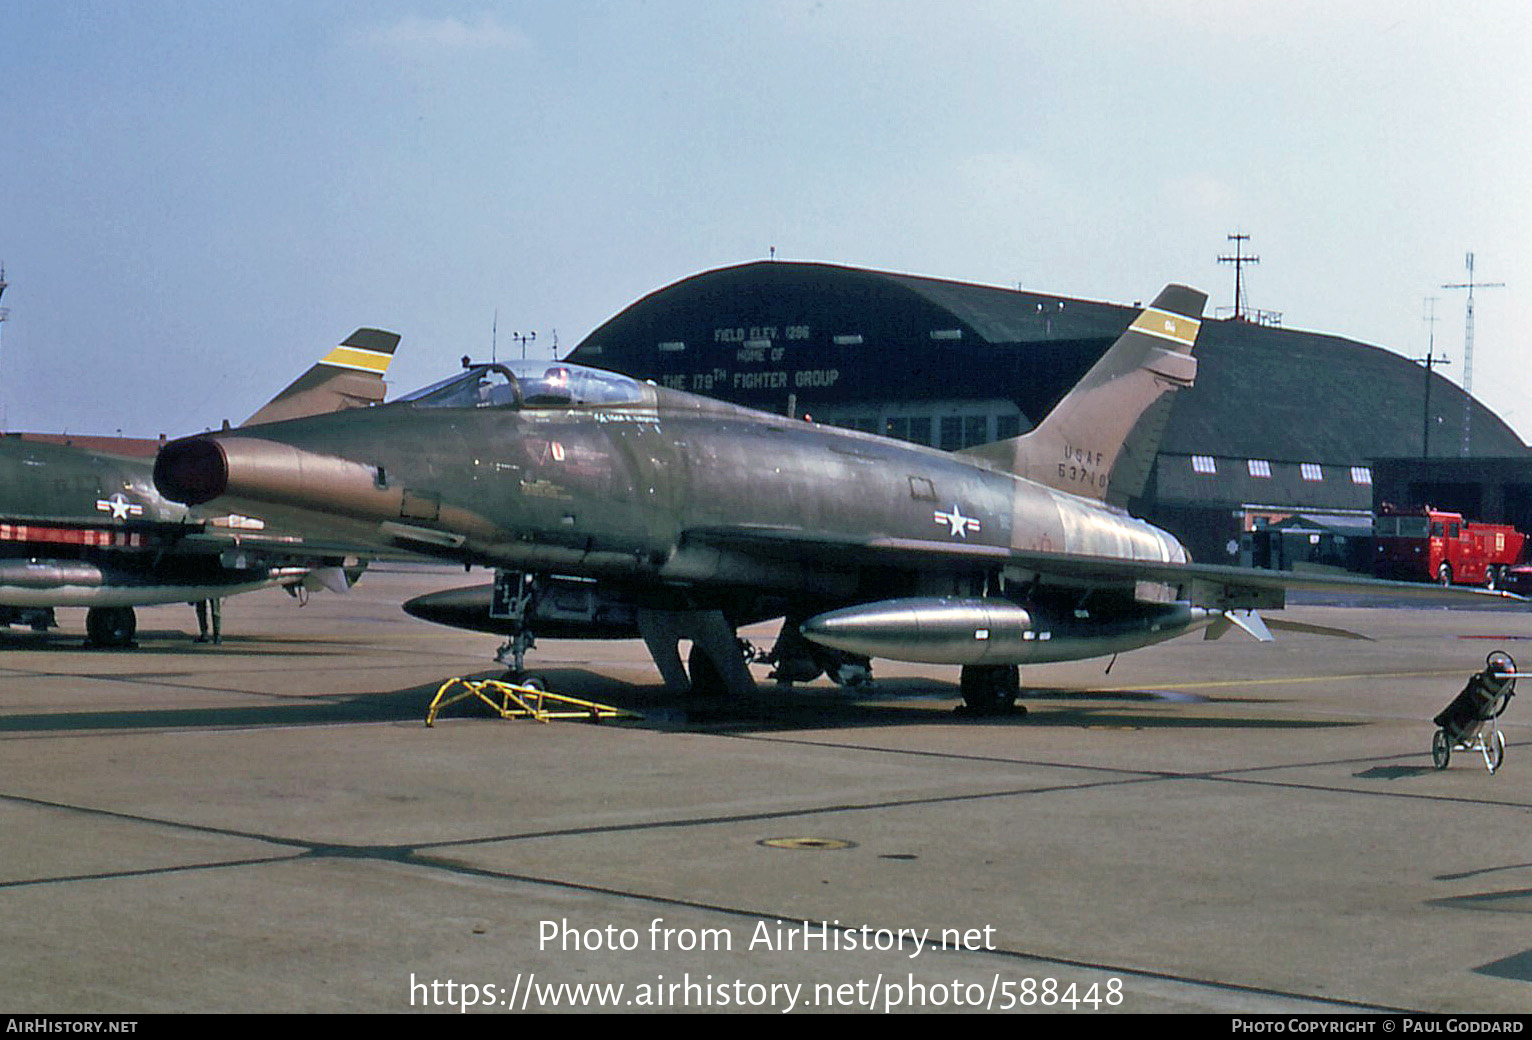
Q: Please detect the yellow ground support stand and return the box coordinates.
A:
[425,677,642,727]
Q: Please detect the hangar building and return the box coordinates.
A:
[567,261,1526,565]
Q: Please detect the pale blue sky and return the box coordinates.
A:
[2,1,1528,440]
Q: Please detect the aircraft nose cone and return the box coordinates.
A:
[154,439,230,505]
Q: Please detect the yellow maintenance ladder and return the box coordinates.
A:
[425,677,642,727]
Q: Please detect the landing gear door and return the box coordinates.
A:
[491,570,532,620]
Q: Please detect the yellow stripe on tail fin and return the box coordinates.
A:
[960,284,1206,507]
[242,328,401,427]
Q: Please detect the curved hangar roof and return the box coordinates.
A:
[569,260,1526,465]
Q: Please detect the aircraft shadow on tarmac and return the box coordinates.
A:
[0,629,384,657]
[1422,863,1532,965]
[0,665,1357,735]
[413,669,1354,733]
[0,684,445,734]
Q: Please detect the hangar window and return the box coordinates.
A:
[940,416,961,450]
[1350,466,1372,485]
[937,413,986,447]
[1300,463,1324,482]
[937,414,997,449]
[1191,455,1216,475]
[885,416,933,446]
[996,414,1021,440]
[1247,459,1272,478]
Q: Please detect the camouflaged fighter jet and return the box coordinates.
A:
[151,285,1511,711]
[0,328,399,646]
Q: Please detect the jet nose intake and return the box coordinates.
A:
[154,438,230,505]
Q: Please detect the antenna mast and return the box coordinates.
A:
[1412,297,1449,458]
[1216,233,1282,325]
[1443,252,1505,456]
[1219,233,1257,320]
[0,263,9,429]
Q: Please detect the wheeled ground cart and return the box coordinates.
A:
[1432,651,1518,774]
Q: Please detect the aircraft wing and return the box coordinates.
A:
[167,514,443,565]
[680,525,1524,610]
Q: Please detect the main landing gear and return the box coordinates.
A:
[486,570,759,698]
[958,664,1024,716]
[85,606,137,649]
[638,608,758,698]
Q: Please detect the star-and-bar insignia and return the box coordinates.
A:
[933,504,981,539]
[95,493,143,520]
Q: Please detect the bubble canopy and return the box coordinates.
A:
[398,361,645,410]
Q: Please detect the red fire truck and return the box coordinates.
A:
[1373,507,1526,588]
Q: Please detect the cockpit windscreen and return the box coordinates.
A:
[399,362,644,410]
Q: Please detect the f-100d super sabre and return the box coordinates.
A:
[152,285,1510,710]
[0,328,399,646]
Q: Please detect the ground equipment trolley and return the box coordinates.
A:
[1432,651,1518,774]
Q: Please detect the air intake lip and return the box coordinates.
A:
[153,438,229,505]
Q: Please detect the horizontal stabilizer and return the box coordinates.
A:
[301,566,353,595]
[1225,609,1273,642]
[1205,609,1374,643]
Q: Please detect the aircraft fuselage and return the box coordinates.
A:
[156,381,1186,597]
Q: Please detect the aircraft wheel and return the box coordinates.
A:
[517,675,547,692]
[832,663,873,689]
[1487,729,1506,774]
[86,606,137,648]
[960,664,1021,714]
[1438,562,1453,586]
[1431,728,1451,770]
[687,643,728,697]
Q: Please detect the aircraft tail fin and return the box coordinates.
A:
[241,328,401,427]
[960,284,1205,507]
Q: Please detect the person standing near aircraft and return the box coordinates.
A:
[193,597,222,644]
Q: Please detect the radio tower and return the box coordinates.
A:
[1412,297,1449,458]
[1219,233,1257,320]
[0,264,9,430]
[1443,252,1504,456]
[1217,232,1281,325]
